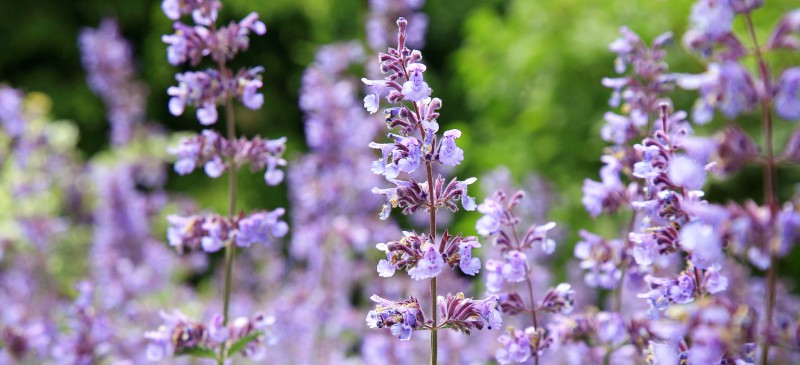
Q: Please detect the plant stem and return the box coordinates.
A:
[744,14,779,365]
[426,162,438,365]
[509,218,540,365]
[218,83,238,364]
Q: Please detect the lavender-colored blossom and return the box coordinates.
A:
[458,239,481,275]
[496,328,532,364]
[407,241,444,280]
[680,222,723,269]
[767,9,800,50]
[79,19,147,145]
[438,129,464,166]
[688,0,735,40]
[668,155,706,190]
[574,230,623,289]
[677,61,757,124]
[476,196,503,236]
[366,295,424,341]
[0,85,26,138]
[540,283,576,314]
[236,209,289,248]
[501,250,528,282]
[401,64,430,101]
[776,67,800,121]
[364,93,380,114]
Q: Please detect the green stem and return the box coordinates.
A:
[743,14,779,365]
[218,91,238,365]
[426,162,438,365]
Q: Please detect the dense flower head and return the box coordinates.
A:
[366,295,425,341]
[161,6,265,65]
[677,61,758,124]
[167,67,265,125]
[145,309,275,361]
[168,130,287,185]
[574,230,624,289]
[162,0,222,25]
[0,84,26,138]
[495,327,552,364]
[375,230,482,279]
[436,292,502,334]
[166,209,288,253]
[79,19,147,146]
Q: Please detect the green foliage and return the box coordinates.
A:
[228,331,262,357]
[175,346,217,359]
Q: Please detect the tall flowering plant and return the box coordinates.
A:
[145,0,287,363]
[565,3,800,363]
[476,189,572,364]
[362,17,501,364]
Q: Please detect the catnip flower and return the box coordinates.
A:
[775,67,800,121]
[401,63,430,101]
[438,129,464,166]
[408,241,444,280]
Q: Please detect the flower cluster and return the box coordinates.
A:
[376,230,481,279]
[145,309,275,361]
[79,19,148,145]
[169,129,287,184]
[363,17,498,357]
[145,0,286,362]
[476,188,573,363]
[161,0,266,124]
[167,209,288,253]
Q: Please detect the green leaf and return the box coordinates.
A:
[175,347,217,360]
[228,332,262,356]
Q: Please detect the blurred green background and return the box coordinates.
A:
[1,0,798,280]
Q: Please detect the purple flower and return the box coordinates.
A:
[630,232,658,267]
[438,129,464,166]
[688,0,735,40]
[496,328,532,364]
[540,283,575,314]
[197,103,218,125]
[377,258,397,277]
[363,93,379,114]
[204,156,225,178]
[668,155,706,190]
[485,259,504,292]
[241,78,264,110]
[407,241,443,280]
[669,273,696,304]
[0,85,25,138]
[456,177,478,211]
[776,67,800,121]
[236,209,289,247]
[680,222,723,269]
[476,295,502,330]
[201,217,225,252]
[501,250,528,282]
[596,312,628,346]
[703,267,728,294]
[458,239,481,276]
[678,61,757,124]
[582,155,625,217]
[476,197,504,236]
[401,63,430,101]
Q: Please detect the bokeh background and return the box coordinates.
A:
[2,0,798,279]
[1,0,800,362]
